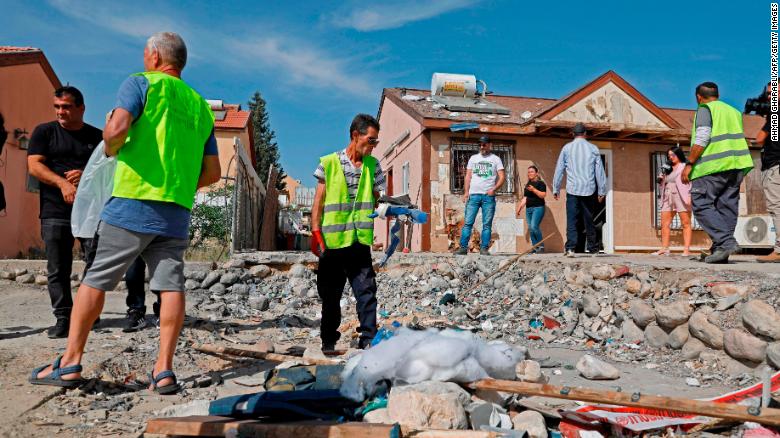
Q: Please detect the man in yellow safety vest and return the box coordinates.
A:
[311,114,386,351]
[682,82,753,264]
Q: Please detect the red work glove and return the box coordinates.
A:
[311,229,325,257]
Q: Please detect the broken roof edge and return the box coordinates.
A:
[534,70,684,129]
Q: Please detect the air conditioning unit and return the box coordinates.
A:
[735,215,776,248]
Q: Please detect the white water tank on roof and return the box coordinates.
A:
[431,73,477,98]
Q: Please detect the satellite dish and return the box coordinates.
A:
[745,217,768,243]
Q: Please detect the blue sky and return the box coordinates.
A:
[2,0,769,184]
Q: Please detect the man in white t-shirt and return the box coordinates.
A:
[455,136,505,255]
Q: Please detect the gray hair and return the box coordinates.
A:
[146,32,187,70]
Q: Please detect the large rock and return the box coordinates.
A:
[582,295,601,317]
[590,265,615,281]
[767,343,780,369]
[363,408,393,424]
[688,310,724,349]
[742,300,780,340]
[387,382,469,430]
[0,271,16,280]
[512,410,548,438]
[667,324,689,350]
[710,283,754,298]
[34,275,48,286]
[249,295,269,311]
[644,323,669,349]
[681,337,706,360]
[290,264,308,278]
[654,300,692,329]
[186,270,207,281]
[630,299,655,328]
[200,271,221,288]
[209,283,227,295]
[576,355,620,380]
[184,279,200,291]
[723,329,767,363]
[249,264,272,279]
[231,284,250,296]
[219,272,240,285]
[621,319,644,344]
[625,279,642,294]
[15,273,34,284]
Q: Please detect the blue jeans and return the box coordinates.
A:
[459,194,496,250]
[526,206,545,248]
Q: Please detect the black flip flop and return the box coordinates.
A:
[29,356,85,388]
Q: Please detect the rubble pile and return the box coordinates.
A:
[159,254,780,385]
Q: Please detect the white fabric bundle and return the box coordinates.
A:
[340,328,527,401]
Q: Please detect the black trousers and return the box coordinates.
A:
[42,218,87,319]
[83,234,148,312]
[565,194,598,253]
[316,243,378,348]
[691,169,743,251]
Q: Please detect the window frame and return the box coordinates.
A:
[449,138,515,195]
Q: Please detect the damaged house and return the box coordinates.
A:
[374,71,767,254]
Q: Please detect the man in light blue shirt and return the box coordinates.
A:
[552,123,607,257]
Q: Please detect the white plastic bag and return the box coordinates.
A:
[71,142,116,238]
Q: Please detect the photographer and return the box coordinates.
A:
[654,147,692,256]
[753,82,780,262]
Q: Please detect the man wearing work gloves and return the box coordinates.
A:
[311,114,386,351]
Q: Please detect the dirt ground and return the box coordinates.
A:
[0,253,777,437]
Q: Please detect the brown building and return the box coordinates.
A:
[209,100,255,188]
[0,46,62,258]
[374,71,765,254]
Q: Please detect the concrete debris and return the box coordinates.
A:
[710,283,754,298]
[511,410,548,438]
[387,382,470,430]
[515,360,546,383]
[576,355,620,380]
[362,408,393,424]
[15,273,35,284]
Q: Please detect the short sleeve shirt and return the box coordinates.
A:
[28,121,103,219]
[466,153,504,195]
[313,149,386,200]
[524,179,546,208]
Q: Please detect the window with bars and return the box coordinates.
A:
[651,152,701,230]
[450,139,515,194]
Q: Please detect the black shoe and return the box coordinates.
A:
[322,341,336,352]
[705,245,740,264]
[47,318,69,339]
[454,247,467,255]
[479,248,490,256]
[122,309,148,333]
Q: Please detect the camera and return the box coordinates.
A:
[744,85,771,117]
[661,161,673,175]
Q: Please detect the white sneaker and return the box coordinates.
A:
[564,250,575,258]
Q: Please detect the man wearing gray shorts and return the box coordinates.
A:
[30,32,221,394]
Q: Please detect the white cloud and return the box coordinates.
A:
[47,0,378,98]
[330,0,478,31]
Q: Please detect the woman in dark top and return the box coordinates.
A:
[516,165,547,253]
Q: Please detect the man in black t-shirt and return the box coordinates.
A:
[757,82,780,263]
[27,86,102,338]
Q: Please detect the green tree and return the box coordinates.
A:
[248,91,286,190]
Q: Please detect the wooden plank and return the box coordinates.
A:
[146,416,259,437]
[746,156,768,215]
[193,343,342,366]
[468,379,780,427]
[400,428,500,437]
[147,416,398,437]
[260,165,279,250]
